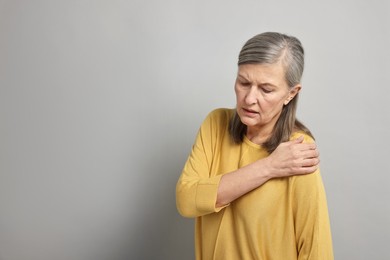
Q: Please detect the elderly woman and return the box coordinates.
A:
[176,32,333,260]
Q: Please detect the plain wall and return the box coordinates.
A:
[1,0,389,259]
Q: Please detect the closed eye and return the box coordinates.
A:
[261,88,273,93]
[240,81,251,87]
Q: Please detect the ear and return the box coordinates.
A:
[284,84,301,105]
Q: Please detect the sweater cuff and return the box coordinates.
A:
[196,175,228,214]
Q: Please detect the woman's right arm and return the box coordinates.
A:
[216,136,319,207]
[176,111,319,217]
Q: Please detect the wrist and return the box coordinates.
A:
[255,158,274,181]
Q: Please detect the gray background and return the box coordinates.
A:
[1,0,389,259]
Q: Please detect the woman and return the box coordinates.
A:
[176,32,333,260]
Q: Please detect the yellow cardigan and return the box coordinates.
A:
[176,108,333,260]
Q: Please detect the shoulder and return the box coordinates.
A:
[198,108,235,138]
[290,132,323,188]
[206,108,235,120]
[290,131,315,144]
[196,108,235,147]
[203,108,235,126]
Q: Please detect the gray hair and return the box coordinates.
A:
[238,32,304,88]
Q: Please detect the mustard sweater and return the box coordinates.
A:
[176,108,333,260]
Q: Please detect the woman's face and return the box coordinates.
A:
[234,62,300,138]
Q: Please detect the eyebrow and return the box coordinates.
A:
[237,74,277,88]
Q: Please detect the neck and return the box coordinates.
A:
[246,125,273,145]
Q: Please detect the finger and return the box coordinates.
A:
[289,164,318,175]
[291,135,304,144]
[296,142,317,152]
[301,165,318,174]
[300,149,319,159]
[301,157,320,167]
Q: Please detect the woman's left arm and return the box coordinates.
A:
[293,169,334,260]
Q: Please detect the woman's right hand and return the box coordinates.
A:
[215,136,319,208]
[264,135,320,179]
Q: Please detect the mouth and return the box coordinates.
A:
[242,108,259,117]
[243,108,259,114]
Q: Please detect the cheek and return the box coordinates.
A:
[235,89,244,103]
[262,97,285,114]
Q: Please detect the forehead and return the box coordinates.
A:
[237,62,287,87]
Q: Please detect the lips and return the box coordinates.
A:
[241,108,259,118]
[243,108,258,114]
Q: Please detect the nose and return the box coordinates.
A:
[244,86,258,105]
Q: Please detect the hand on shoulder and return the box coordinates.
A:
[265,135,320,179]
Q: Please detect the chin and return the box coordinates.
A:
[239,117,260,127]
